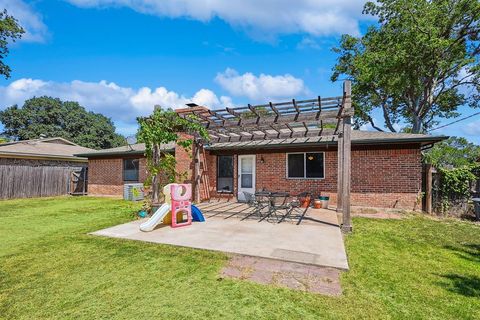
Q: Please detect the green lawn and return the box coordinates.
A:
[0,197,479,319]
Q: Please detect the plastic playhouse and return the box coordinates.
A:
[140,183,205,232]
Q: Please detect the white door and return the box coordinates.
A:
[237,155,256,201]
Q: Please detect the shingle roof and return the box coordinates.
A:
[0,137,94,161]
[75,142,175,158]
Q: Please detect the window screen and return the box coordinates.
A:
[287,153,324,179]
[306,153,324,178]
[287,154,304,178]
[217,155,234,192]
[123,159,139,182]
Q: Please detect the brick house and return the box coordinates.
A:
[77,131,445,210]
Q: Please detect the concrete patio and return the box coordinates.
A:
[91,202,349,270]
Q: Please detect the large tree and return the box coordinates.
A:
[332,0,480,133]
[0,96,125,149]
[423,136,480,168]
[0,9,24,79]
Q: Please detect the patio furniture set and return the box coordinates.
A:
[241,191,314,225]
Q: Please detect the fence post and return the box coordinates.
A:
[425,164,433,214]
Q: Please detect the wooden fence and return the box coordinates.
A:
[423,164,480,216]
[0,164,80,199]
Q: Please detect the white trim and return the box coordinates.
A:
[285,152,325,180]
[237,154,256,201]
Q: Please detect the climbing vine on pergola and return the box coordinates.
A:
[137,106,209,205]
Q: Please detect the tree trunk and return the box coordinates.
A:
[412,114,422,133]
[152,143,161,204]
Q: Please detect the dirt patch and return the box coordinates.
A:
[219,255,343,296]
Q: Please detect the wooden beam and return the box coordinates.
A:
[316,96,322,120]
[194,140,201,203]
[292,99,300,121]
[425,164,433,214]
[177,98,348,131]
[337,131,344,213]
[206,109,348,130]
[341,80,352,232]
[269,102,280,123]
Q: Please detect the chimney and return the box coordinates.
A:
[175,103,210,115]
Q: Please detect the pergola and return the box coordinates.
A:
[179,81,353,231]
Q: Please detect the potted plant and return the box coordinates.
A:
[298,193,311,208]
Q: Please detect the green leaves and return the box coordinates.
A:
[0,96,125,149]
[424,136,480,168]
[0,9,24,79]
[437,163,479,213]
[332,0,480,133]
[137,106,209,189]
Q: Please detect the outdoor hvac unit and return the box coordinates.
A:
[123,183,144,201]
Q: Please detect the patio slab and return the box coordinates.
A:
[91,208,349,270]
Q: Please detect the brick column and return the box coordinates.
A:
[175,132,194,184]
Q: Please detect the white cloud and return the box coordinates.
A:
[0,78,230,134]
[215,68,307,101]
[297,37,321,50]
[66,0,367,37]
[0,0,48,42]
[462,119,480,136]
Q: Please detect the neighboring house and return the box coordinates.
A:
[0,137,94,199]
[78,130,445,210]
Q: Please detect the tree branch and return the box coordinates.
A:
[367,115,385,132]
[381,103,397,132]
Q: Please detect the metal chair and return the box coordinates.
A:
[259,192,290,222]
[240,191,269,220]
[277,192,310,224]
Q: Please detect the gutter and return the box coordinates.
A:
[75,148,174,158]
[0,151,88,162]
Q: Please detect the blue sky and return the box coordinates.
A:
[1,0,479,143]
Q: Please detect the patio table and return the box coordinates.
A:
[258,191,290,222]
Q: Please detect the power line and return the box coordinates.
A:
[429,111,480,131]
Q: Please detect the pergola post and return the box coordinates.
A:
[193,139,201,203]
[337,131,344,213]
[341,81,352,232]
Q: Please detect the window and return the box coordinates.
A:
[123,159,139,182]
[217,155,234,192]
[287,152,324,179]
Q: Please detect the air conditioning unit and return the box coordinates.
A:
[123,183,144,201]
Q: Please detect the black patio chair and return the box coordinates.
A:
[277,192,311,225]
[259,192,290,223]
[240,191,269,221]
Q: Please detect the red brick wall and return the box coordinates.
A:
[88,157,147,196]
[88,145,423,209]
[175,133,194,184]
[204,146,422,210]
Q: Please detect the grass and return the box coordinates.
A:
[0,197,479,319]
